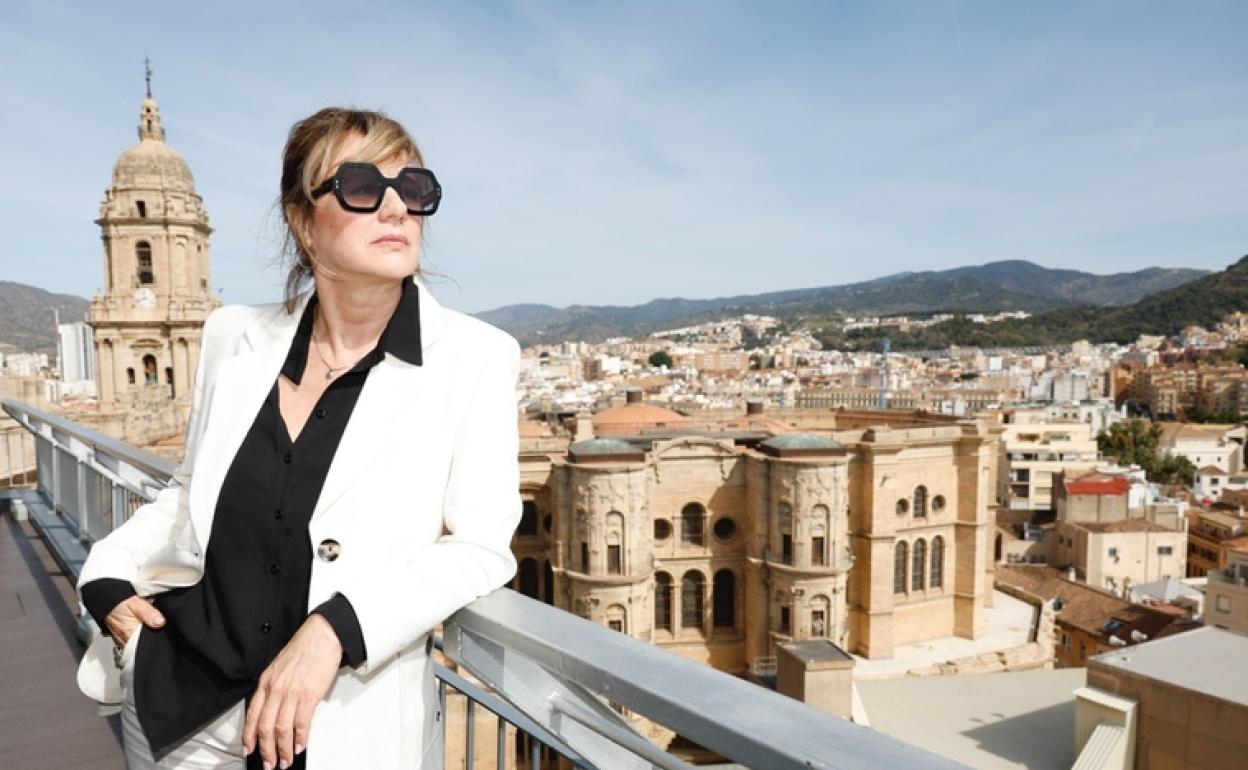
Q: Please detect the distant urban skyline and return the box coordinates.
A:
[2,1,1246,314]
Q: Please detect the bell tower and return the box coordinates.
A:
[88,62,219,440]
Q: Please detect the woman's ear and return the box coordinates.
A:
[285,203,315,258]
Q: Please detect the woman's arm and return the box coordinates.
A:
[342,331,523,672]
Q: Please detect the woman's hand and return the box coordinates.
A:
[104,595,165,646]
[243,614,343,770]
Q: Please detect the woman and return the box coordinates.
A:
[75,108,523,770]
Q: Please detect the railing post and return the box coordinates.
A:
[113,483,128,530]
[50,435,61,513]
[76,454,90,542]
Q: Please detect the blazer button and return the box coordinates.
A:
[317,539,342,562]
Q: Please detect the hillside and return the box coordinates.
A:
[476,260,1206,345]
[0,281,91,356]
[844,255,1248,350]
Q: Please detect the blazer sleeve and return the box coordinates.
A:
[75,306,226,596]
[342,332,523,673]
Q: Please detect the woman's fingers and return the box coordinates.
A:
[242,683,267,756]
[275,690,300,769]
[129,596,166,629]
[105,596,161,643]
[292,692,316,758]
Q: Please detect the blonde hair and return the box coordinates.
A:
[278,107,428,312]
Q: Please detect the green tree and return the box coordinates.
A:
[1097,419,1163,476]
[648,350,673,368]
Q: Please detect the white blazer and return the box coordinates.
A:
[76,275,523,769]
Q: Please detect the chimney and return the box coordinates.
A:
[746,399,764,416]
[625,389,642,405]
[574,411,595,442]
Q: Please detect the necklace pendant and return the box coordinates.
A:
[325,370,334,381]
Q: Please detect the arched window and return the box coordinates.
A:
[518,558,539,599]
[142,354,157,385]
[136,200,147,218]
[913,486,928,517]
[680,503,705,546]
[778,502,793,564]
[931,536,945,589]
[126,367,136,385]
[810,595,831,638]
[811,504,830,567]
[165,367,174,397]
[606,604,627,634]
[912,538,927,591]
[606,511,625,575]
[136,241,154,285]
[712,570,735,629]
[894,541,908,594]
[655,572,673,632]
[518,500,538,536]
[542,560,554,605]
[681,571,705,629]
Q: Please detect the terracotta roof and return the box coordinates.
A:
[1063,473,1129,496]
[592,402,692,436]
[995,565,1184,641]
[1078,518,1176,534]
[1197,465,1227,476]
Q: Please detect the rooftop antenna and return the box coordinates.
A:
[879,337,890,410]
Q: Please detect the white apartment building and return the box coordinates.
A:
[998,415,1099,512]
[56,321,96,383]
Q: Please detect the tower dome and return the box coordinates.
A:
[110,96,197,193]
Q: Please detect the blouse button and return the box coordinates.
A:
[269,563,281,575]
[283,453,292,464]
[315,408,327,418]
[260,622,272,634]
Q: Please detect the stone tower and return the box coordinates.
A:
[88,72,218,442]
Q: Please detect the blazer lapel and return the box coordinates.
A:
[311,276,447,521]
[189,290,311,546]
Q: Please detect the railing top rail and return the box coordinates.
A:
[451,590,968,770]
[1,398,175,479]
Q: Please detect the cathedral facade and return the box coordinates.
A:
[88,85,218,444]
[514,397,998,682]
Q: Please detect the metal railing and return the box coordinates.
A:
[2,398,966,769]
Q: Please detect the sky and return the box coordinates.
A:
[1,1,1246,314]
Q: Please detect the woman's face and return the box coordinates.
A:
[304,133,423,284]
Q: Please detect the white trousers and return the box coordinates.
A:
[119,628,247,769]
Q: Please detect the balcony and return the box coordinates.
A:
[1209,563,1248,587]
[0,398,964,769]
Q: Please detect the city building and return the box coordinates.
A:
[1204,549,1248,635]
[1076,626,1248,769]
[1185,507,1248,577]
[995,565,1193,669]
[997,415,1099,513]
[1051,471,1187,594]
[512,401,999,748]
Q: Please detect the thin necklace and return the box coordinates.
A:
[311,311,351,381]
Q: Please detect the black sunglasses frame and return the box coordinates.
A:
[311,162,442,216]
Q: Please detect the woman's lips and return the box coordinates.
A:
[373,235,409,245]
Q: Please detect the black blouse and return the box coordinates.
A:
[82,280,423,760]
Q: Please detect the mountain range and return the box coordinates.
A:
[473,261,1207,345]
[0,282,92,357]
[0,260,1219,356]
[846,255,1248,350]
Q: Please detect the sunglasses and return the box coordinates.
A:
[311,162,442,216]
